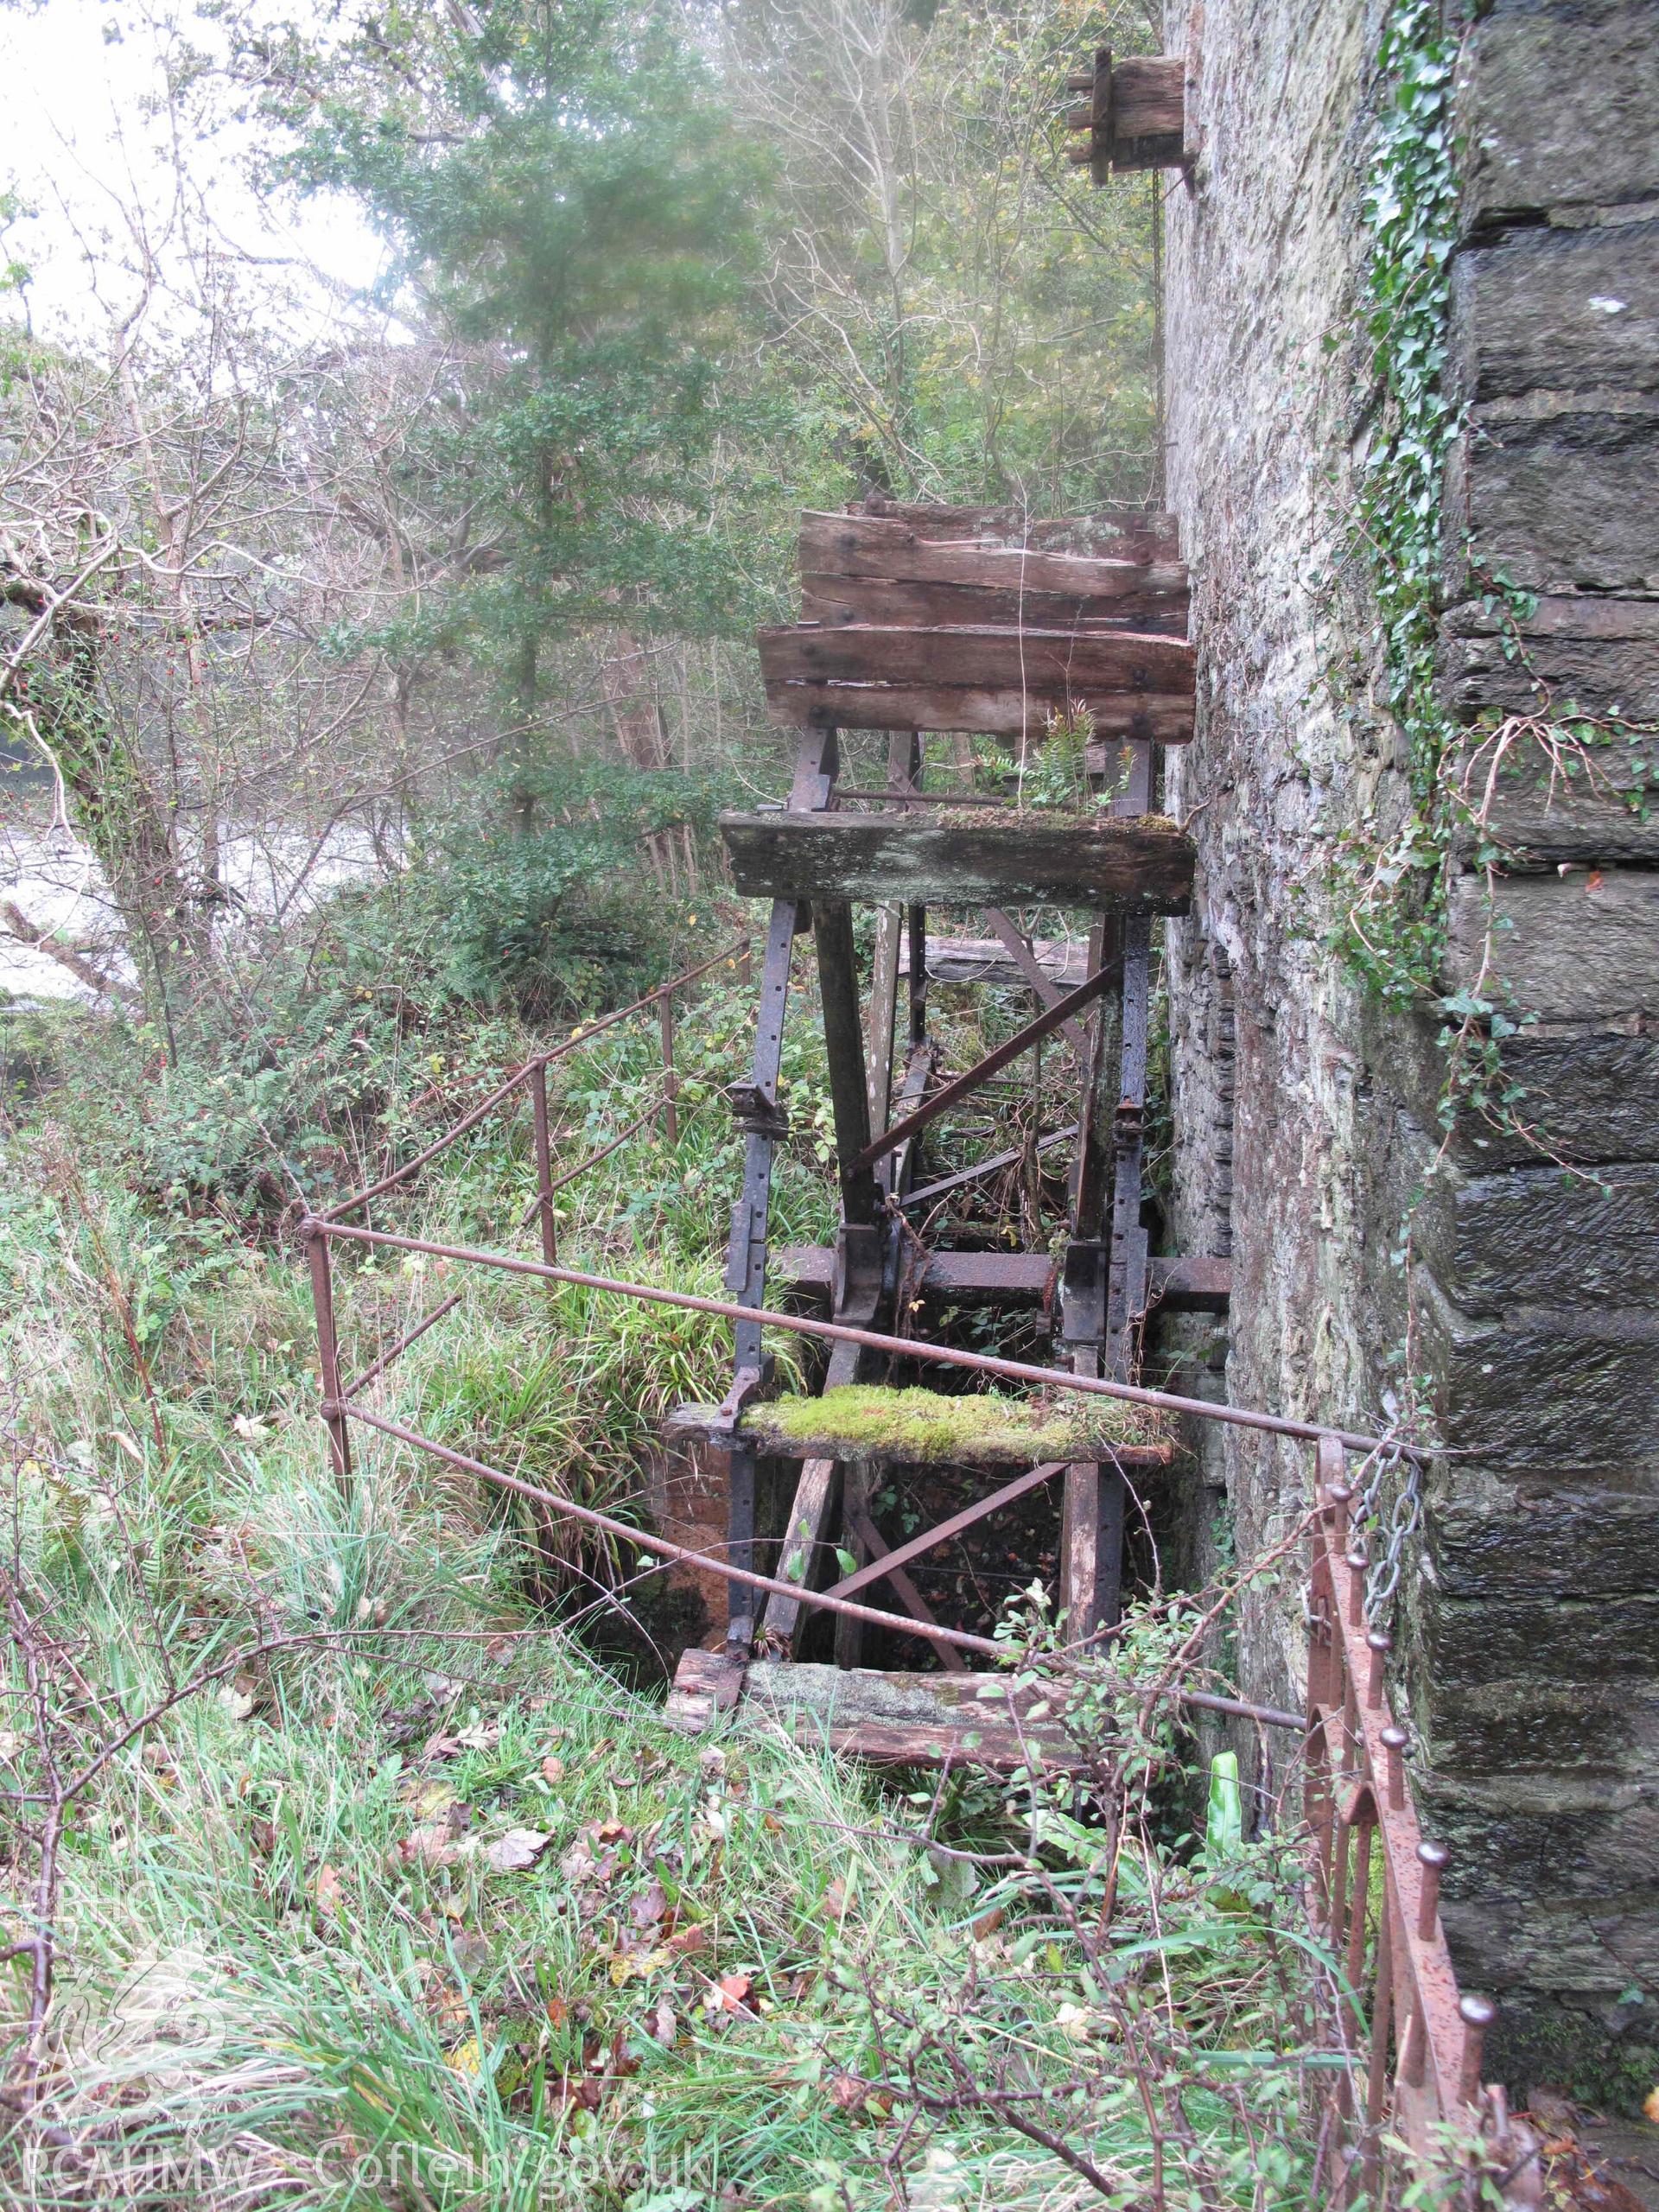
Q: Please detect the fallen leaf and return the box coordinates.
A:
[485,1827,550,1874]
[703,1972,753,2017]
[827,2070,868,2112]
[630,1878,667,1931]
[401,1778,459,1821]
[540,1755,566,1784]
[559,1838,597,1884]
[594,1818,632,1844]
[546,1995,569,2028]
[315,1865,346,1916]
[1644,2085,1659,2126]
[401,1821,462,1869]
[455,1719,501,1753]
[650,1999,677,2046]
[448,1930,492,1976]
[663,1921,709,1959]
[218,1685,256,1721]
[1586,869,1605,893]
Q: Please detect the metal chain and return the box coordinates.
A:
[1351,1392,1425,1627]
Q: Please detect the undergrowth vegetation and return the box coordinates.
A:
[0,858,1390,2209]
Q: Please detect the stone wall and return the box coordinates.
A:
[1160,0,1659,2092]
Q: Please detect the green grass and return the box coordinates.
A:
[0,923,1344,2210]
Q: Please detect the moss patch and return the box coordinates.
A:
[748,1383,1164,1465]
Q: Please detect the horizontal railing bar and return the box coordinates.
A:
[322,938,747,1224]
[303,1217,1405,1459]
[340,1288,465,1399]
[338,1402,1303,1730]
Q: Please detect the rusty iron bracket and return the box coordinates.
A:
[708,1364,766,1446]
[726,1079,790,1139]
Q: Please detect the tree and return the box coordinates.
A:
[722,0,1161,509]
[261,0,788,828]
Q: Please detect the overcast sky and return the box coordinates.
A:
[0,0,388,345]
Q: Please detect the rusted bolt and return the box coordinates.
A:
[1457,1993,1497,2106]
[1381,1724,1408,1810]
[1417,1840,1448,1940]
[320,1397,342,1421]
[297,1213,321,1243]
[1325,1481,1353,1528]
[1365,1628,1391,1706]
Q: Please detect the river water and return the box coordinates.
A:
[0,813,391,1005]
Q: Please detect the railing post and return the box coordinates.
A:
[1458,1993,1496,2107]
[301,1216,352,1494]
[659,988,679,1145]
[1416,1840,1448,1942]
[529,1064,557,1269]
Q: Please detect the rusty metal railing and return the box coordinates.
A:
[1306,1434,1534,2202]
[304,936,750,1483]
[291,959,1526,2194]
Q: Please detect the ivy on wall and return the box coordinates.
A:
[1330,0,1651,1147]
[1330,0,1460,1019]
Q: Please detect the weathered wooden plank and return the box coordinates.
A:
[665,1651,1077,1767]
[762,1338,863,1654]
[1109,55,1185,143]
[897,933,1091,987]
[720,811,1194,911]
[766,678,1193,742]
[801,573,1188,636]
[666,1404,1171,1471]
[760,621,1193,696]
[798,513,1185,599]
[1062,1459,1127,1642]
[831,499,1180,562]
[773,1244,1231,1311]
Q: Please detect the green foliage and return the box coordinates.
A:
[1326,0,1461,1015]
[274,0,793,681]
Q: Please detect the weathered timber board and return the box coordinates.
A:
[896,933,1091,986]
[664,1402,1172,1470]
[801,573,1189,636]
[768,681,1192,741]
[798,512,1186,599]
[720,811,1194,911]
[664,1650,1077,1767]
[775,1245,1231,1311]
[759,622,1192,695]
[827,500,1180,562]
